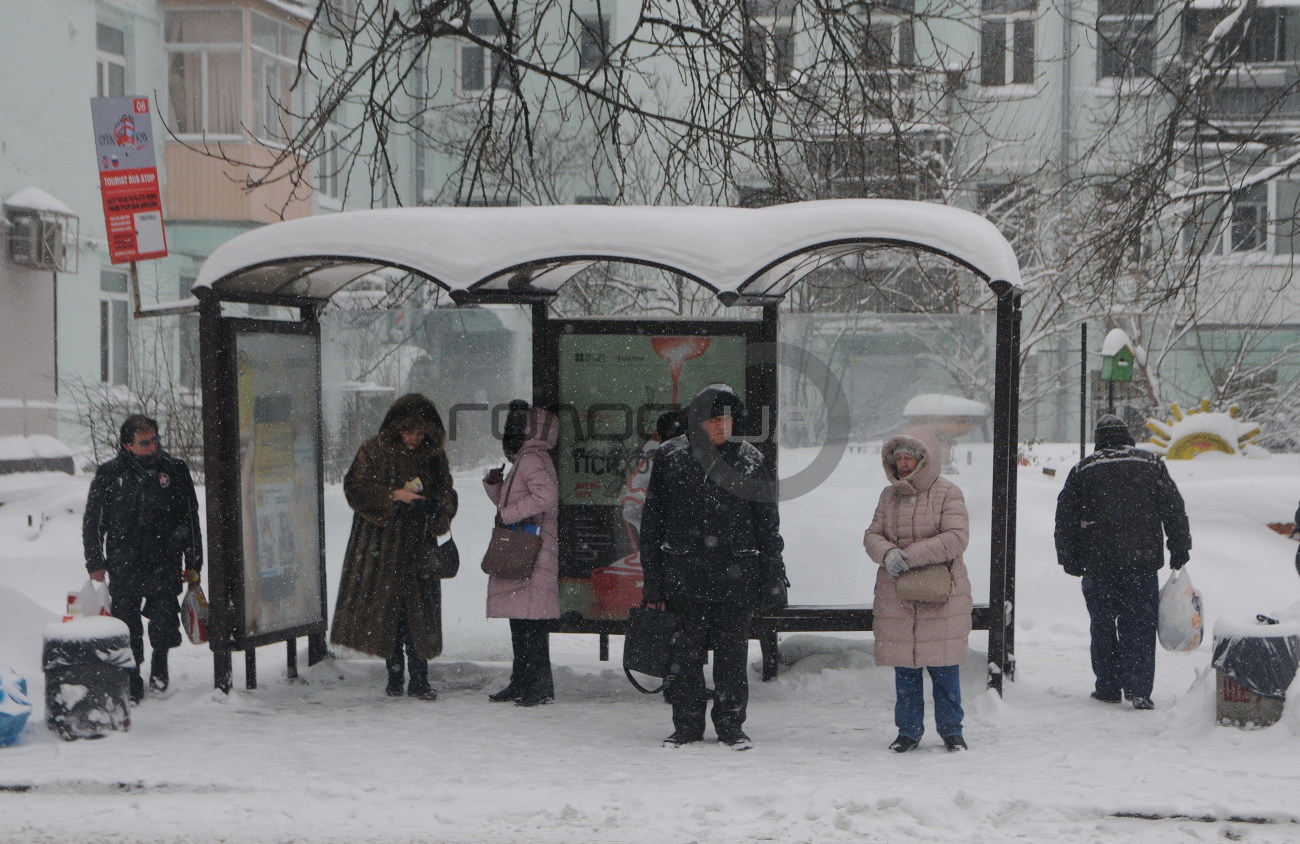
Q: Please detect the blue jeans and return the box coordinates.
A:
[1081,571,1158,699]
[894,665,963,741]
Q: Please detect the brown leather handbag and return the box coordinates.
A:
[480,522,541,579]
[479,470,542,579]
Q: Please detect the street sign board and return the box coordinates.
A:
[91,96,168,263]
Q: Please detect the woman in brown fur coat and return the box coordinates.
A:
[331,393,457,700]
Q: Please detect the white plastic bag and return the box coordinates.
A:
[1158,568,1204,652]
[64,579,112,622]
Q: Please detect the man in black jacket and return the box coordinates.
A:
[1055,414,1191,711]
[84,415,203,703]
[640,384,786,749]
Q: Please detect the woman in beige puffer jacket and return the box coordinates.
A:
[864,432,972,753]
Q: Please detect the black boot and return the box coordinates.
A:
[406,653,437,701]
[128,671,145,704]
[488,684,523,702]
[149,648,170,693]
[384,655,404,697]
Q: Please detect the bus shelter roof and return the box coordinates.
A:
[193,200,1021,305]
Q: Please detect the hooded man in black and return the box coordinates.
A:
[640,383,786,749]
[83,414,203,703]
[1055,414,1191,710]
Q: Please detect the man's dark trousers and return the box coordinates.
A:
[1082,571,1158,699]
[665,600,750,738]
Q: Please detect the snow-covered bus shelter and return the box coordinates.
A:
[192,200,1023,694]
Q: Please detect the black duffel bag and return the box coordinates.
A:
[623,604,678,694]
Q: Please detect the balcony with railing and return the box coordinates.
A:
[1202,64,1300,124]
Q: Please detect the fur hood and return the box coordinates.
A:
[880,430,941,495]
[379,393,446,449]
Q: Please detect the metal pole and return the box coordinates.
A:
[988,280,1020,695]
[1080,323,1087,460]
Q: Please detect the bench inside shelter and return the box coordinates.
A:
[548,603,995,681]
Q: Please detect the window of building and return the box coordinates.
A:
[165,6,303,140]
[743,1,796,88]
[862,0,916,69]
[318,124,342,204]
[1275,180,1300,253]
[980,0,1036,87]
[1230,183,1269,252]
[100,269,130,386]
[808,136,941,199]
[97,24,127,97]
[460,17,517,94]
[165,9,243,136]
[579,16,609,72]
[1183,8,1300,64]
[251,12,302,142]
[1097,0,1156,80]
[1180,180,1294,256]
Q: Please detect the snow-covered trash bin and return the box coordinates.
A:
[1211,615,1300,729]
[42,617,135,741]
[0,665,33,746]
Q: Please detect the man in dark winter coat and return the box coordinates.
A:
[640,383,787,749]
[83,414,202,703]
[1055,414,1191,711]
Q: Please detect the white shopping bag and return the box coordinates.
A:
[1157,568,1204,652]
[64,579,112,622]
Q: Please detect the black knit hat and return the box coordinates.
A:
[1094,414,1134,449]
[687,383,746,428]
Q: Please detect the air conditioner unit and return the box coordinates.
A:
[7,209,77,273]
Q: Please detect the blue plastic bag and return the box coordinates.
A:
[0,664,33,746]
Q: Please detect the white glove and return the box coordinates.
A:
[884,548,909,579]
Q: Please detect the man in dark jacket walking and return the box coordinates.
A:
[84,414,202,703]
[640,383,786,749]
[1055,414,1191,710]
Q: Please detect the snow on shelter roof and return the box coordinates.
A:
[193,200,1021,304]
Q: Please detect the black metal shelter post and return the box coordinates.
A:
[197,289,237,692]
[987,281,1022,692]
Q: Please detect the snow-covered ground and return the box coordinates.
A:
[2,444,1300,843]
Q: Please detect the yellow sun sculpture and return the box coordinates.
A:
[1146,400,1261,459]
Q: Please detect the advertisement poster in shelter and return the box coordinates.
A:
[555,329,746,619]
[90,96,167,263]
[235,330,323,638]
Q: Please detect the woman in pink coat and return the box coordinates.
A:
[864,432,972,752]
[483,402,560,707]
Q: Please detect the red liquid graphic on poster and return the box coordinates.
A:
[650,337,712,405]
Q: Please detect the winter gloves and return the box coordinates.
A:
[884,548,909,579]
[1169,549,1190,570]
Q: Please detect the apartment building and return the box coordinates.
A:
[2,1,1297,451]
